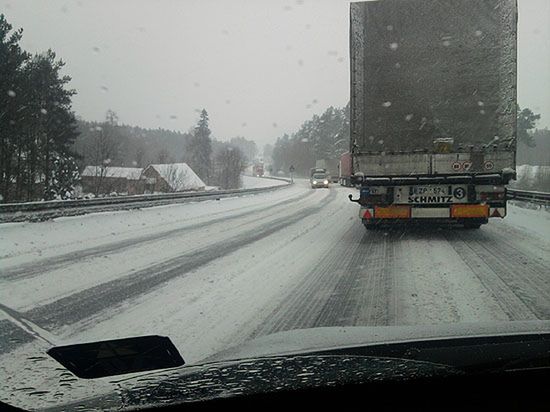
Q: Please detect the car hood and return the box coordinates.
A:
[201,320,550,364]
[31,321,550,411]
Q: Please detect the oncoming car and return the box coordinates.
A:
[311,173,329,189]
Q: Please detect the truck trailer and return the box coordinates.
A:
[348,0,517,229]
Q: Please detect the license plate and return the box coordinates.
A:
[394,185,467,204]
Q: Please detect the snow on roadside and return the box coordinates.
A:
[504,203,550,241]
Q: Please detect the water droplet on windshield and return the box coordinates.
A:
[386,25,394,31]
[382,101,392,107]
[169,115,178,120]
[92,46,100,54]
[442,39,451,47]
[477,101,484,106]
[378,139,384,145]
[475,30,483,37]
[479,109,486,115]
[40,108,48,115]
[100,85,108,93]
[298,59,304,66]
[405,114,414,121]
[273,123,278,128]
[389,42,399,51]
[7,90,16,97]
[394,62,401,69]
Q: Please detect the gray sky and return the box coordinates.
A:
[1,0,549,147]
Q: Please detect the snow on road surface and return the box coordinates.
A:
[1,180,550,409]
[241,174,289,188]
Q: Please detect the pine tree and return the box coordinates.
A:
[185,109,212,183]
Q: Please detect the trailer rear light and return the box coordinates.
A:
[375,205,411,219]
[451,204,489,218]
[479,192,505,201]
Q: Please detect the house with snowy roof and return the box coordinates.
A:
[81,166,144,195]
[141,163,205,193]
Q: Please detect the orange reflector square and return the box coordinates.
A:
[451,204,489,218]
[374,205,410,219]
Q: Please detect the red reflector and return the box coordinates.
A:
[363,209,373,219]
[491,208,501,217]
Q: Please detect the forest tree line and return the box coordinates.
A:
[73,109,257,191]
[271,104,350,177]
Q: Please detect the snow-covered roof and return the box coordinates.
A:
[82,166,143,180]
[146,163,205,191]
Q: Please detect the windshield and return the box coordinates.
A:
[1,0,549,410]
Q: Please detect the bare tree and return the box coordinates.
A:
[87,111,120,195]
[214,146,246,189]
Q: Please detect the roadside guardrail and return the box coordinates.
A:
[0,177,292,223]
[507,188,550,206]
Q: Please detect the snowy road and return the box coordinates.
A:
[1,177,550,407]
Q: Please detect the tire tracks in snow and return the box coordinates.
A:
[1,188,314,281]
[248,224,398,339]
[444,231,540,321]
[21,190,338,331]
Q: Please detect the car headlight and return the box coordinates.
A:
[324,180,329,185]
[312,181,317,184]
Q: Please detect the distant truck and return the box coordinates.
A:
[315,159,339,183]
[252,163,264,177]
[310,167,327,177]
[348,0,517,229]
[339,152,353,187]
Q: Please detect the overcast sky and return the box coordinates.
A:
[1,0,549,147]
